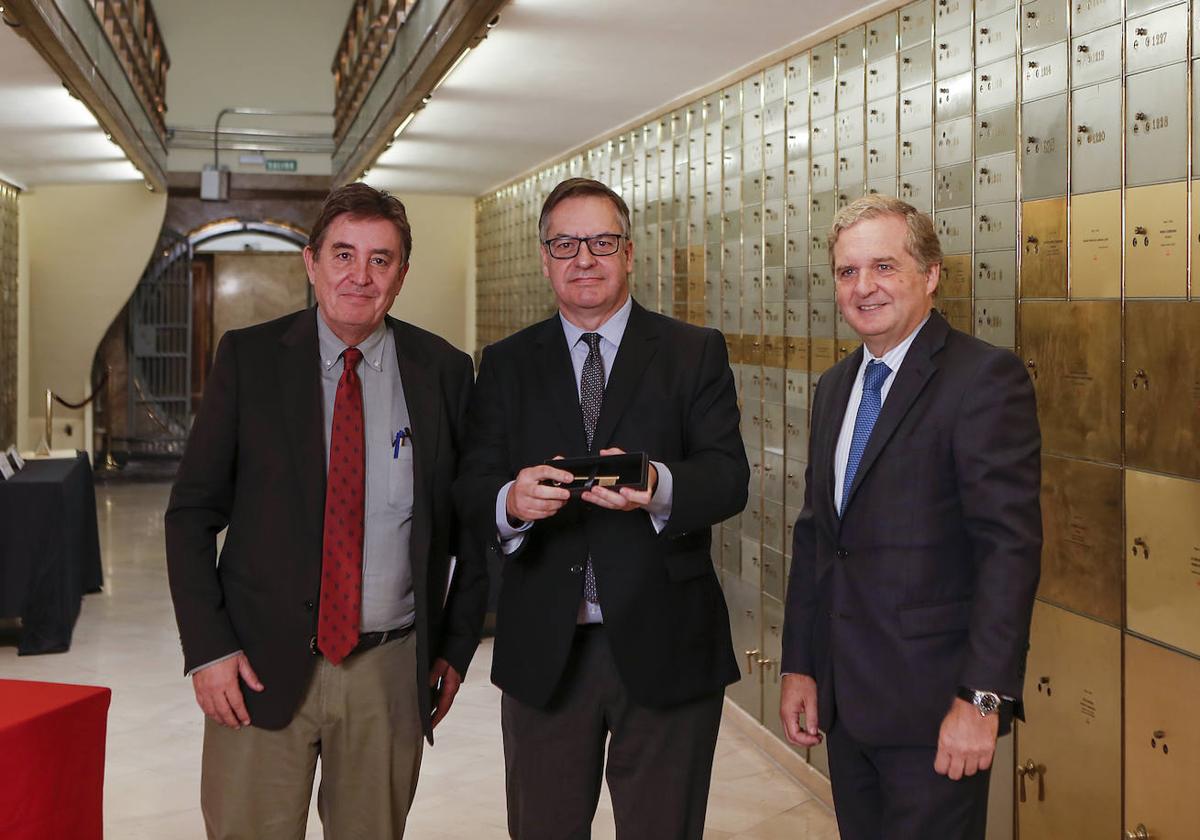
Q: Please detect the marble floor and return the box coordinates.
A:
[0,482,838,839]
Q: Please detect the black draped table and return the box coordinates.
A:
[0,452,103,654]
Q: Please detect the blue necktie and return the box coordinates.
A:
[841,360,891,516]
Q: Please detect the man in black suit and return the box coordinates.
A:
[454,178,748,839]
[780,195,1041,839]
[165,184,486,839]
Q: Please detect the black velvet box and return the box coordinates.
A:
[540,452,649,494]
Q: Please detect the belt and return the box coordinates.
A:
[310,624,413,657]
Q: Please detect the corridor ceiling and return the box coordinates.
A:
[0,0,879,194]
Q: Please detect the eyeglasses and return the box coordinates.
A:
[542,233,625,260]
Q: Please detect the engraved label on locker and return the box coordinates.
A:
[935,162,973,208]
[934,0,970,34]
[784,455,807,502]
[762,546,784,607]
[786,332,811,372]
[811,301,836,340]
[975,298,1016,347]
[1126,63,1188,186]
[787,54,811,96]
[811,77,836,119]
[764,63,787,104]
[1125,635,1200,839]
[743,76,764,113]
[743,137,765,174]
[902,83,936,131]
[812,153,837,194]
[899,0,934,48]
[900,127,934,173]
[740,534,763,587]
[899,170,934,212]
[1070,190,1122,298]
[975,202,1015,251]
[764,234,785,268]
[936,116,973,167]
[786,126,810,165]
[810,225,831,267]
[934,72,972,122]
[1022,0,1069,53]
[764,103,786,137]
[1126,4,1188,74]
[744,204,765,240]
[936,27,973,78]
[785,372,808,410]
[976,107,1018,157]
[975,152,1016,204]
[763,267,785,303]
[976,9,1017,65]
[837,26,866,69]
[1125,181,1187,297]
[1022,199,1068,297]
[1023,42,1069,102]
[838,70,866,111]
[1071,81,1122,195]
[900,44,934,90]
[867,176,899,198]
[1126,301,1200,478]
[763,134,785,171]
[837,110,865,147]
[1016,603,1121,840]
[975,250,1017,298]
[1037,456,1123,624]
[867,138,899,179]
[764,166,785,201]
[811,116,836,155]
[866,96,898,139]
[940,254,972,297]
[837,146,865,186]
[786,91,810,128]
[935,208,972,252]
[785,231,808,267]
[1018,300,1122,462]
[976,59,1018,112]
[867,57,898,101]
[764,200,785,236]
[1071,24,1121,87]
[1022,94,1068,200]
[1072,0,1121,36]
[1126,469,1200,654]
[867,12,899,61]
[810,265,836,301]
[784,292,808,332]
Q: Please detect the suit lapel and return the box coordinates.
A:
[841,313,947,514]
[279,310,326,546]
[591,301,660,452]
[820,352,858,520]
[535,315,590,454]
[390,319,438,585]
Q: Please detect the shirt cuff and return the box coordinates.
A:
[644,461,673,534]
[186,650,242,677]
[496,480,532,554]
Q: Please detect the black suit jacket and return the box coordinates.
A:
[165,309,487,739]
[781,311,1041,747]
[454,300,747,710]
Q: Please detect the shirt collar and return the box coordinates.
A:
[316,310,388,372]
[559,294,633,351]
[862,312,931,374]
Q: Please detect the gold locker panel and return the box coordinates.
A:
[988,732,1015,840]
[1125,182,1188,298]
[1126,469,1200,657]
[1126,302,1200,479]
[1068,189,1121,299]
[1018,301,1121,463]
[1038,455,1123,625]
[935,298,973,334]
[1021,198,1068,298]
[940,253,972,298]
[1017,602,1121,840]
[1124,634,1200,840]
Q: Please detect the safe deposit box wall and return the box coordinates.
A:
[475,0,1200,836]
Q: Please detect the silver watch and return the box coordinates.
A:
[958,687,1002,717]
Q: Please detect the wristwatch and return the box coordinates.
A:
[957,686,1002,717]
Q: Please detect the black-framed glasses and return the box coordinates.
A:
[543,233,625,260]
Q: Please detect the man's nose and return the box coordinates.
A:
[573,242,597,267]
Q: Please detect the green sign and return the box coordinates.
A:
[265,159,298,172]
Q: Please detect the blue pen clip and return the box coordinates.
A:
[392,426,412,458]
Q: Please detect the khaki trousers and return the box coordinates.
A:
[201,632,423,840]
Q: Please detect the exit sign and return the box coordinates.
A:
[265,159,298,172]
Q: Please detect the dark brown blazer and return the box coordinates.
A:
[453,300,747,710]
[782,311,1042,746]
[165,308,487,739]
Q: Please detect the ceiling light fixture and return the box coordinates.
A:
[432,46,471,92]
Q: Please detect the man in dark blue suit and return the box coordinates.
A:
[780,195,1041,839]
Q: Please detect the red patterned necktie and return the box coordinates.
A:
[318,346,365,665]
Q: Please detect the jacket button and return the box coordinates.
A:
[570,564,583,574]
[309,635,319,655]
[304,600,314,611]
[836,548,849,559]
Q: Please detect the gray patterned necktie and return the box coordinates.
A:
[580,333,604,603]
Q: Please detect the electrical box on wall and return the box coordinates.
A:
[200,166,228,201]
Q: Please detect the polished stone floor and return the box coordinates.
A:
[0,482,838,839]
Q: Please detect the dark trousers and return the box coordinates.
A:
[827,720,991,840]
[501,625,724,840]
